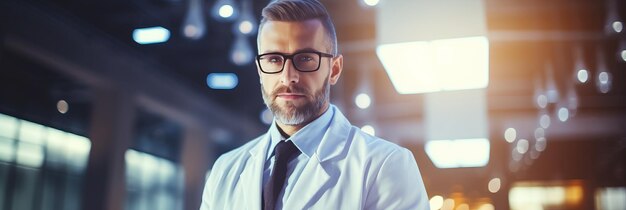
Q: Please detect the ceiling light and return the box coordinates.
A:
[429,195,444,210]
[377,37,489,94]
[219,5,234,18]
[182,0,206,39]
[534,127,545,139]
[206,73,238,89]
[598,72,610,84]
[56,100,69,114]
[478,203,495,210]
[540,114,551,129]
[488,178,501,193]
[355,93,371,109]
[442,198,455,210]
[535,137,547,152]
[425,138,490,168]
[363,0,380,7]
[558,107,569,122]
[516,139,529,154]
[576,69,588,83]
[230,34,253,65]
[536,94,548,109]
[533,76,547,109]
[238,21,253,34]
[596,48,612,94]
[377,0,488,94]
[212,0,238,21]
[504,128,516,143]
[597,71,612,94]
[234,0,257,35]
[612,21,623,33]
[360,125,375,136]
[132,27,170,44]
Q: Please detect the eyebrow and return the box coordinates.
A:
[261,48,322,54]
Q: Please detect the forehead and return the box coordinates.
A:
[258,19,328,54]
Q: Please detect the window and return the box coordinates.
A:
[0,112,91,210]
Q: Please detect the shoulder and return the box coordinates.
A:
[210,134,266,172]
[349,126,410,159]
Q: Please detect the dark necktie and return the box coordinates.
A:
[263,140,301,210]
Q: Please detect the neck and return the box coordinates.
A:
[276,103,330,136]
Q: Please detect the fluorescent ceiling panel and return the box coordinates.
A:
[133,26,170,44]
[206,73,238,90]
[376,0,488,94]
[377,36,489,94]
[425,138,490,168]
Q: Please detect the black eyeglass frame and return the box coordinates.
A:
[256,51,335,74]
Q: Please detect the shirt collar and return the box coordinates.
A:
[266,105,335,161]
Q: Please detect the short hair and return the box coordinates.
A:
[259,0,338,56]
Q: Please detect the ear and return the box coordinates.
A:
[329,54,343,85]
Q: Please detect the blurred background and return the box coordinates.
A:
[0,0,625,210]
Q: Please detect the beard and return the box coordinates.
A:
[261,78,330,126]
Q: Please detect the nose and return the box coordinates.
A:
[280,59,299,85]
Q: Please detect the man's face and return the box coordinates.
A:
[257,19,342,126]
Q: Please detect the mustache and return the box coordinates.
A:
[271,85,309,97]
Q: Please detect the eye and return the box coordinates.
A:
[298,55,314,62]
[267,55,283,63]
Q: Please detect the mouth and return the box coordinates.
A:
[276,93,306,100]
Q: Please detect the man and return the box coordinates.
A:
[200,0,429,209]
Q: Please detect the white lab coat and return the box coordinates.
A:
[200,106,430,210]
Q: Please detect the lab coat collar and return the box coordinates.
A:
[273,105,335,160]
[261,104,351,163]
[315,105,352,162]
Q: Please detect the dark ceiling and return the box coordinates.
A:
[2,0,625,135]
[29,0,275,126]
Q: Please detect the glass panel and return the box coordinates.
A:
[0,162,10,208]
[0,113,18,139]
[125,149,183,210]
[10,167,39,210]
[141,153,159,210]
[45,127,68,169]
[125,150,144,210]
[18,120,45,145]
[0,101,90,210]
[64,176,82,210]
[0,137,15,162]
[16,142,44,168]
[40,172,62,210]
[596,187,626,210]
[158,161,176,210]
[65,134,91,174]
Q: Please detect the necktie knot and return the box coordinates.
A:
[274,140,300,162]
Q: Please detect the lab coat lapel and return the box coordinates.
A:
[283,155,330,209]
[283,106,352,209]
[240,134,271,210]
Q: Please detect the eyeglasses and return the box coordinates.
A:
[256,51,334,74]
